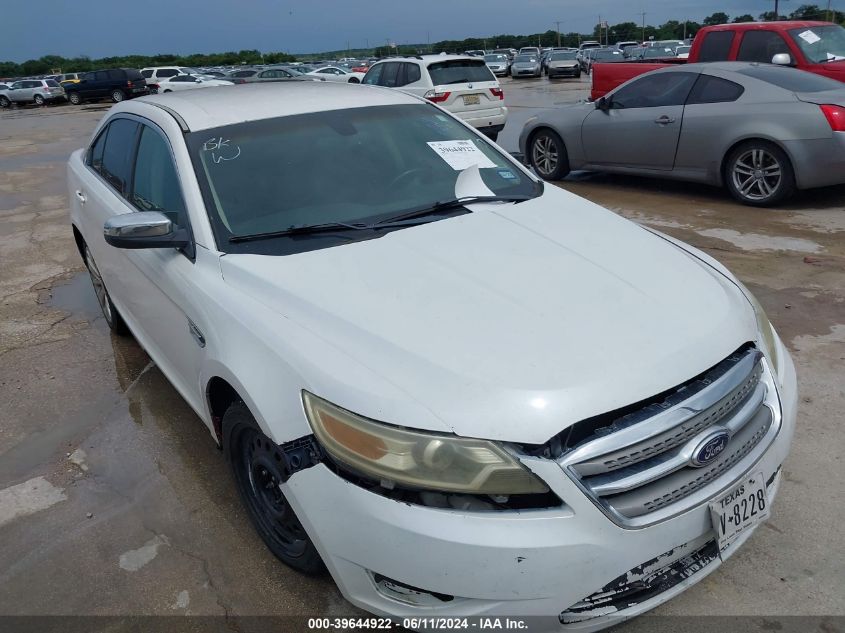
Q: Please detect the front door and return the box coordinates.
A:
[582,71,698,171]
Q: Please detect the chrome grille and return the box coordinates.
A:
[558,346,781,527]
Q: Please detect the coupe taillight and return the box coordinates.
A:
[424,90,451,103]
[820,104,845,131]
[490,87,504,100]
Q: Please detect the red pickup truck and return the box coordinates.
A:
[592,21,845,100]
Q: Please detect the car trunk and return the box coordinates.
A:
[426,59,501,114]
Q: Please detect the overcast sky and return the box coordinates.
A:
[4,0,783,61]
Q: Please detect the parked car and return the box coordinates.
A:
[362,55,507,140]
[593,21,845,100]
[67,80,796,630]
[676,45,693,59]
[518,46,540,56]
[157,75,234,92]
[65,69,148,104]
[492,47,517,61]
[306,66,366,83]
[464,49,486,57]
[484,53,510,77]
[510,53,542,78]
[0,79,66,107]
[546,50,581,78]
[58,72,82,84]
[641,47,678,60]
[141,66,211,93]
[522,62,845,206]
[224,68,314,84]
[585,48,625,74]
[615,40,640,51]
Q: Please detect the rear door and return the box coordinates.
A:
[425,58,501,117]
[582,71,698,170]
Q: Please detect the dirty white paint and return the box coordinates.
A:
[68,448,89,472]
[118,535,170,572]
[697,228,822,253]
[0,476,67,528]
[792,324,845,354]
[171,590,190,610]
[629,212,692,230]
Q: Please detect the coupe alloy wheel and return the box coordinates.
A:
[731,148,782,202]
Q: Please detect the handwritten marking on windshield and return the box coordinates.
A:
[203,137,241,163]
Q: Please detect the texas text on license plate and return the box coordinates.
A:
[463,94,481,105]
[709,471,770,555]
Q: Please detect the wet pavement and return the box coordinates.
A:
[0,83,844,626]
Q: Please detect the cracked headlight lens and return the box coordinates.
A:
[302,391,549,495]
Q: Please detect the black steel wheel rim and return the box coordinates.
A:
[235,427,309,557]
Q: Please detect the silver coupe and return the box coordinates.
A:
[519,62,845,205]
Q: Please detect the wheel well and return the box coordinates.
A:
[71,225,85,261]
[206,376,242,444]
[719,138,791,186]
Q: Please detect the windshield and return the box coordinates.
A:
[427,59,494,84]
[676,46,691,54]
[514,55,537,63]
[644,48,675,57]
[789,25,845,63]
[594,50,622,60]
[551,52,577,60]
[484,54,507,62]
[188,104,539,253]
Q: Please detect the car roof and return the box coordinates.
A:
[124,82,421,131]
[699,20,831,33]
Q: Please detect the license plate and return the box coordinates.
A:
[709,471,770,555]
[463,94,481,106]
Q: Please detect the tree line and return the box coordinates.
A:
[3,5,844,78]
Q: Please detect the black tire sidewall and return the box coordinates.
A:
[726,141,795,207]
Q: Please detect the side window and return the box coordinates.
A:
[687,75,745,104]
[88,127,109,171]
[131,126,186,222]
[362,64,383,85]
[611,72,698,109]
[159,69,178,78]
[100,119,139,195]
[380,62,400,87]
[737,31,791,63]
[141,69,153,78]
[697,31,735,62]
[405,63,421,84]
[108,70,123,80]
[95,71,109,81]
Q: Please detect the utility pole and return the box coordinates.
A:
[773,0,780,19]
[555,21,562,47]
[826,0,832,21]
[639,11,646,43]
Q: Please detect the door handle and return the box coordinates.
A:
[75,190,86,204]
[654,115,675,125]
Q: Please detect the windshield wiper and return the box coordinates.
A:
[229,221,369,243]
[372,195,534,226]
[817,56,845,63]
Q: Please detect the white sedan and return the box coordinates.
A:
[306,65,366,83]
[67,83,795,629]
[158,75,234,92]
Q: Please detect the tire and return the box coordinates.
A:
[83,245,129,336]
[68,92,81,105]
[575,70,581,79]
[348,77,360,84]
[34,94,45,106]
[224,402,325,575]
[149,87,159,95]
[529,128,570,180]
[162,89,172,93]
[111,89,125,103]
[724,140,795,207]
[0,95,10,108]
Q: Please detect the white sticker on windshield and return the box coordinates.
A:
[427,140,497,171]
[799,29,821,44]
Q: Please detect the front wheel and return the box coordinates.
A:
[68,92,81,105]
[225,403,325,575]
[34,94,45,106]
[529,129,570,180]
[725,141,795,206]
[111,90,125,103]
[0,95,10,108]
[348,77,360,84]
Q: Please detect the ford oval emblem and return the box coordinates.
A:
[691,431,730,467]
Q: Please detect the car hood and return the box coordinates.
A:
[220,187,756,444]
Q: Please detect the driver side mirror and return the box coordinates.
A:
[596,96,611,111]
[772,53,794,66]
[104,211,193,256]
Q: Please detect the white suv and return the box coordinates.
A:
[362,55,507,141]
[141,66,206,93]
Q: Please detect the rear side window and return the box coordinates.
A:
[697,31,735,62]
[100,119,140,195]
[141,69,153,78]
[131,126,186,222]
[737,31,791,63]
[126,69,144,81]
[404,63,421,84]
[687,74,745,104]
[46,80,60,87]
[736,65,844,92]
[107,70,124,80]
[158,68,178,77]
[427,59,495,85]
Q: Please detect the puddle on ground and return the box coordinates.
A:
[46,271,103,322]
[696,228,822,253]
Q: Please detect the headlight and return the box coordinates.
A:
[737,282,781,378]
[302,391,549,495]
